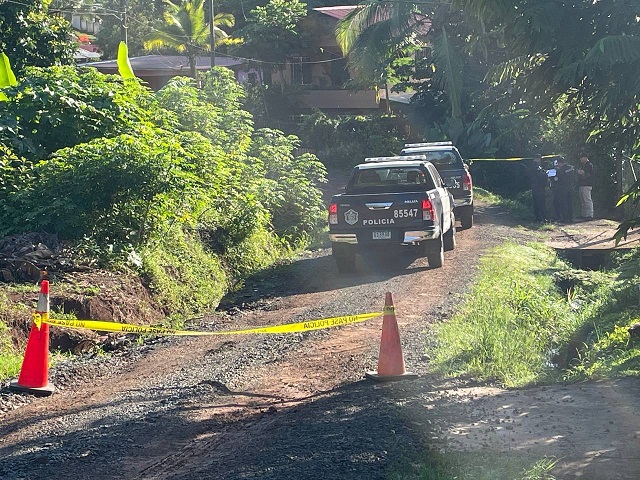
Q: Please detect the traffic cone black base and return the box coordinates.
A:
[9,379,55,396]
[365,371,418,382]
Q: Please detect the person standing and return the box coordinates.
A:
[528,153,548,222]
[577,153,594,219]
[555,157,576,222]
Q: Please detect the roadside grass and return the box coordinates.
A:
[388,451,557,479]
[474,187,533,222]
[475,187,557,231]
[563,249,640,380]
[430,240,640,387]
[0,331,22,380]
[0,292,29,380]
[430,242,580,387]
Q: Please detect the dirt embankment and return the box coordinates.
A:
[1,204,640,480]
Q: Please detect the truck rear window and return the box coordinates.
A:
[401,150,464,168]
[347,167,435,194]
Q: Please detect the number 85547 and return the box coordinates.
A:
[393,208,418,218]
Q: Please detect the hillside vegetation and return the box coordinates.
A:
[0,65,327,375]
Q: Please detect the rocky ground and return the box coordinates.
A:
[1,203,639,479]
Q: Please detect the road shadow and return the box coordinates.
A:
[219,250,432,310]
[5,375,629,479]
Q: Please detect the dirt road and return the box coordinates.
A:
[1,205,640,479]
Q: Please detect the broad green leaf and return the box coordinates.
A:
[117,42,136,80]
[0,52,17,88]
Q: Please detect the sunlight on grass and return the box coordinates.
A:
[430,242,578,387]
[0,292,29,381]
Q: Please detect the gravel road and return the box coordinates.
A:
[2,204,639,480]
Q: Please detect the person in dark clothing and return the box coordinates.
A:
[554,157,576,222]
[528,154,548,222]
[550,160,562,220]
[577,153,594,219]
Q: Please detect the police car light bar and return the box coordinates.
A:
[404,141,453,148]
[364,155,427,162]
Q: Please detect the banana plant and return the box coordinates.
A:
[0,53,18,101]
[117,42,136,80]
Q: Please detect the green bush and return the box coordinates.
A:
[0,66,161,160]
[0,64,328,320]
[5,129,230,248]
[298,112,404,168]
[157,69,254,154]
[142,228,227,317]
[249,129,327,245]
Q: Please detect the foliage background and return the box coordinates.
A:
[0,66,327,318]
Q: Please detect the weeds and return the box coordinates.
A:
[0,292,29,380]
[430,242,579,387]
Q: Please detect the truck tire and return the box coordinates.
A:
[332,243,356,273]
[443,225,456,251]
[424,235,444,268]
[459,205,474,230]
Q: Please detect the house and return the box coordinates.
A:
[272,6,381,113]
[87,55,251,91]
[272,6,425,113]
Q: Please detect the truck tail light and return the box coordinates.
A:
[462,172,472,191]
[422,199,434,221]
[329,203,338,224]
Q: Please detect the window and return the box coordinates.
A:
[347,166,435,194]
[291,56,312,85]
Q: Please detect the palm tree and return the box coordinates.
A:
[144,0,234,78]
[336,2,464,117]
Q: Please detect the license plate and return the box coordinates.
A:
[372,231,392,240]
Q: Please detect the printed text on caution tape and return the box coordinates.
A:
[36,312,382,336]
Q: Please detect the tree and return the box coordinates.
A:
[336,4,513,156]
[0,0,76,74]
[144,0,234,78]
[232,0,308,93]
[0,65,161,160]
[89,0,161,59]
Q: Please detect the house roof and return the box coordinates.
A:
[74,48,101,60]
[314,6,431,35]
[87,54,245,74]
[313,6,357,20]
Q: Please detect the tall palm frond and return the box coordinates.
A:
[431,26,463,118]
[485,53,547,85]
[336,1,431,84]
[583,36,640,66]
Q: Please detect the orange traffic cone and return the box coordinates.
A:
[10,280,55,396]
[366,292,417,382]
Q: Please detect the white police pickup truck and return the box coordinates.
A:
[328,155,456,273]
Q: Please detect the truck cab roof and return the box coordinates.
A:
[358,155,428,169]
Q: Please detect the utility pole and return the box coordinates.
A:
[209,0,215,70]
[121,0,129,45]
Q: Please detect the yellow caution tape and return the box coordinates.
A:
[469,154,564,162]
[36,312,382,336]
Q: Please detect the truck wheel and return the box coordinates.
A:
[332,243,356,273]
[425,235,444,268]
[443,226,456,252]
[459,205,474,230]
